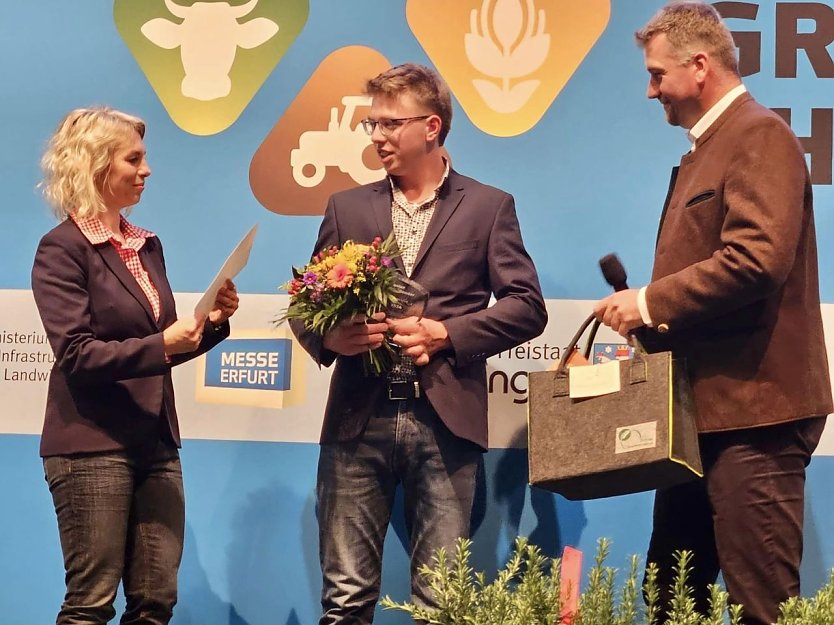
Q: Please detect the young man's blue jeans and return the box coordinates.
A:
[316,396,482,625]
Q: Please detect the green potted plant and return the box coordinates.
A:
[381,537,834,625]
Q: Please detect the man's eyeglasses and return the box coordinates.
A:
[360,116,431,137]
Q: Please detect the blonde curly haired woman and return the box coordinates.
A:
[32,107,239,625]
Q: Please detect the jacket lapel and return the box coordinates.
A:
[95,244,157,326]
[655,166,679,247]
[411,171,465,275]
[370,182,406,274]
[141,239,174,328]
[655,94,752,246]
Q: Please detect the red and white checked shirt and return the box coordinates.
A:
[71,214,162,321]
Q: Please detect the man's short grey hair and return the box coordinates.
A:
[635,1,739,75]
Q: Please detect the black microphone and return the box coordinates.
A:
[599,253,650,348]
[599,253,628,292]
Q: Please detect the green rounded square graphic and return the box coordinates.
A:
[115,0,309,135]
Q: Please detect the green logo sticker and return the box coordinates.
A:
[114,0,308,135]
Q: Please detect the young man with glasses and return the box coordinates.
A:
[291,63,547,624]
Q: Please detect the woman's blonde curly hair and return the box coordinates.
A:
[39,107,145,220]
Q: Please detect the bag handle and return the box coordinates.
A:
[555,313,648,378]
[554,313,597,377]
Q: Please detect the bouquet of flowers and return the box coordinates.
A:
[279,233,419,375]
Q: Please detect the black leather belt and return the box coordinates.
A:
[387,380,421,401]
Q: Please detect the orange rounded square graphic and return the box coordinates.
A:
[407,0,610,137]
[250,46,391,216]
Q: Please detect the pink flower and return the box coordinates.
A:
[326,263,353,289]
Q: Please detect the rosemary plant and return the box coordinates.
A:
[380,537,834,625]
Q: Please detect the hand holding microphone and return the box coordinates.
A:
[593,254,645,337]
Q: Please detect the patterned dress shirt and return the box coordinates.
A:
[387,162,450,383]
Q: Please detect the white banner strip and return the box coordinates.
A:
[2,289,832,454]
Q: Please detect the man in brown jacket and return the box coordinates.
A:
[594,3,832,624]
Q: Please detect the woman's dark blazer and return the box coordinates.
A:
[31,219,229,457]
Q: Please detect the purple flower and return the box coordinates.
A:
[303,271,318,285]
[381,256,392,268]
[309,289,323,303]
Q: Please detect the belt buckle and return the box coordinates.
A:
[388,381,420,401]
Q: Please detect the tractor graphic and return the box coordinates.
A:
[291,95,385,188]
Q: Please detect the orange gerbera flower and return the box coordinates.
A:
[326,263,353,289]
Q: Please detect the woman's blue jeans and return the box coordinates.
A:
[43,440,184,625]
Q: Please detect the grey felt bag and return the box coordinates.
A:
[527,313,703,500]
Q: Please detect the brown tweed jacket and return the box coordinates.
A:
[645,93,832,432]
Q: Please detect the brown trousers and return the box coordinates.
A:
[646,416,826,625]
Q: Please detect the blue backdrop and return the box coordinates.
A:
[1,2,833,624]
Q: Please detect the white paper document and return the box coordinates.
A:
[568,359,622,398]
[194,224,258,317]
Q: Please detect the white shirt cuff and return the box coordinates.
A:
[637,286,653,327]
